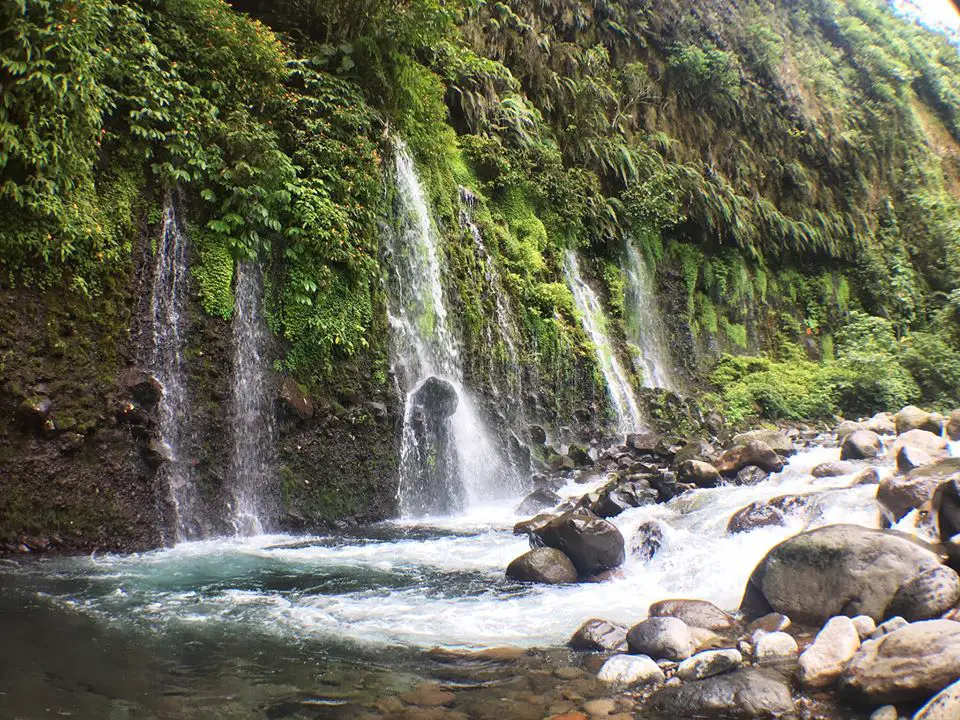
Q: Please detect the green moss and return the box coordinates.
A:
[720,317,748,348]
[191,226,235,319]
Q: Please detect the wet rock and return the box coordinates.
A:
[812,461,858,478]
[676,460,721,488]
[677,649,742,681]
[119,368,164,408]
[15,395,52,433]
[895,406,943,436]
[629,520,664,561]
[627,432,669,455]
[851,467,881,486]
[852,615,877,640]
[841,430,883,460]
[733,430,796,457]
[570,619,629,652]
[798,616,861,689]
[878,458,960,525]
[716,440,784,476]
[649,599,735,631]
[646,668,795,719]
[674,439,718,465]
[836,420,868,442]
[913,678,960,720]
[591,481,657,518]
[746,613,791,636]
[400,682,456,707]
[892,430,949,473]
[566,444,592,468]
[144,437,173,467]
[735,466,770,486]
[529,425,547,445]
[948,411,960,442]
[727,495,808,534]
[412,376,459,417]
[754,632,799,665]
[516,488,561,516]
[549,454,576,471]
[278,376,313,420]
[866,413,897,436]
[581,698,617,716]
[535,513,625,576]
[506,548,577,584]
[514,513,554,544]
[885,565,960,622]
[740,524,944,624]
[840,619,960,705]
[870,616,909,640]
[596,654,665,688]
[626,617,694,661]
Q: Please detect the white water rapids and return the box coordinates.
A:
[11,444,906,651]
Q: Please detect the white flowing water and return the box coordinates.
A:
[563,250,643,434]
[227,263,275,535]
[623,242,676,390]
[0,445,890,651]
[149,194,203,541]
[384,144,521,516]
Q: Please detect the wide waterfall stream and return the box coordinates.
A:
[0,442,898,719]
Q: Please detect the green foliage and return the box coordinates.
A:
[190,225,234,319]
[668,42,742,113]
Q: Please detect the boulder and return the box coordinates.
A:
[798,616,861,689]
[841,430,883,460]
[278,376,313,420]
[740,524,945,624]
[411,376,459,417]
[735,466,770,486]
[840,619,960,705]
[646,668,795,719]
[590,481,658,518]
[878,458,960,525]
[746,613,791,636]
[892,430,950,474]
[505,548,577,584]
[895,406,943,436]
[812,461,859,478]
[534,512,625,576]
[733,430,796,457]
[866,413,897,436]
[754,632,799,665]
[626,617,694,661]
[674,439,717,465]
[851,467,881,486]
[119,367,164,408]
[885,565,960,622]
[676,460,721,488]
[515,489,561,516]
[596,654,665,688]
[528,425,547,445]
[852,615,877,640]
[630,520,664,561]
[648,599,735,631]
[567,443,592,467]
[513,513,554,544]
[727,502,784,535]
[569,619,629,652]
[947,411,960,442]
[677,649,743,681]
[716,441,784,476]
[870,616,909,641]
[836,420,867,442]
[872,707,899,720]
[913,678,960,720]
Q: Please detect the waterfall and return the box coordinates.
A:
[149,194,203,541]
[227,263,275,535]
[623,242,676,390]
[457,187,524,412]
[384,143,520,516]
[563,250,643,434]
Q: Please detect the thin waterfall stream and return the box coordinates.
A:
[563,250,644,434]
[623,242,677,390]
[149,194,203,541]
[227,262,275,535]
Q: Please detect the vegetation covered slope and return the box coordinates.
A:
[2,0,960,428]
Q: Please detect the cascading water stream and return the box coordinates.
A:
[623,242,676,390]
[227,262,275,535]
[384,143,521,516]
[563,250,643,434]
[149,194,203,541]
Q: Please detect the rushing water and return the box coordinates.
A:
[228,263,275,535]
[149,194,204,541]
[563,250,643,434]
[0,444,896,718]
[384,144,521,516]
[623,243,676,390]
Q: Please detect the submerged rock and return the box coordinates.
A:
[735,465,770,486]
[534,512,625,576]
[841,430,883,460]
[740,524,944,624]
[505,548,577,584]
[645,668,795,719]
[727,502,785,534]
[840,619,960,705]
[626,617,694,661]
[569,618,629,652]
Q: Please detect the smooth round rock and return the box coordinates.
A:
[569,619,629,652]
[754,632,799,665]
[914,678,960,720]
[895,406,943,435]
[646,668,795,719]
[852,615,877,640]
[885,564,960,622]
[812,461,858,478]
[626,617,694,661]
[535,512,625,576]
[798,616,861,689]
[676,460,721,488]
[676,649,742,681]
[506,548,577,584]
[716,440,784,475]
[596,654,665,688]
[648,598,735,631]
[841,430,883,460]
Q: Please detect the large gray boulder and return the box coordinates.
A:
[878,458,960,525]
[727,494,809,535]
[733,430,796,457]
[895,406,943,435]
[740,524,945,624]
[866,413,896,436]
[646,668,795,719]
[840,619,960,705]
[534,512,625,577]
[676,459,721,488]
[716,440,784,475]
[914,678,960,720]
[627,617,695,661]
[505,548,577,584]
[892,430,950,474]
[841,430,883,460]
[885,565,960,622]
